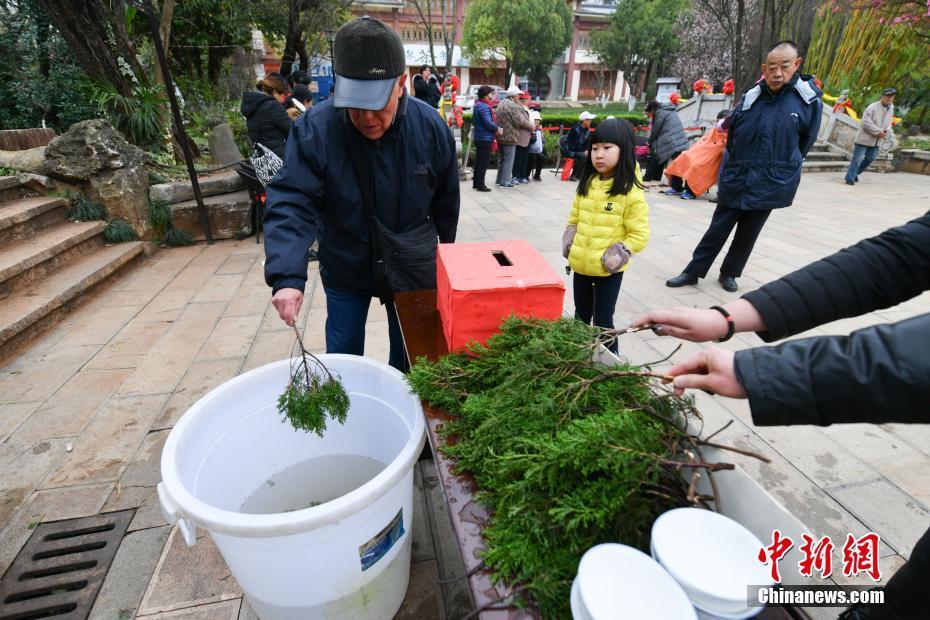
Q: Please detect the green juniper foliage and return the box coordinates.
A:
[406,316,699,619]
[103,218,139,243]
[277,326,350,438]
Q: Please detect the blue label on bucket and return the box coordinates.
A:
[359,509,405,571]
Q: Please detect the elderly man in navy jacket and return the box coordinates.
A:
[263,17,460,371]
[667,41,822,293]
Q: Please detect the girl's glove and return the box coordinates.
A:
[602,242,632,273]
[561,225,577,258]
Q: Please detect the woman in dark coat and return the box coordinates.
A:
[471,85,502,192]
[644,100,691,192]
[240,75,292,159]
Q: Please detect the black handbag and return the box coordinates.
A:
[344,114,439,304]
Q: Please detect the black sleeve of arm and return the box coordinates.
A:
[799,99,822,158]
[648,113,664,147]
[734,313,930,426]
[742,213,930,341]
[263,121,324,294]
[271,103,293,137]
[431,128,460,243]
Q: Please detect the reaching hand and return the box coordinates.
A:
[666,348,747,398]
[273,288,304,327]
[632,307,731,342]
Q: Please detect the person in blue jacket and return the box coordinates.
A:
[471,85,503,192]
[263,17,460,372]
[666,40,822,293]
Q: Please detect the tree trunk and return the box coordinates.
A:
[33,0,139,96]
[441,0,450,73]
[36,11,51,79]
[207,47,225,83]
[154,0,176,88]
[281,0,304,76]
[732,0,745,97]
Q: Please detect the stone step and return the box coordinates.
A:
[802,161,850,173]
[810,142,831,152]
[804,150,848,161]
[0,220,106,297]
[169,190,253,242]
[0,241,144,355]
[149,171,244,205]
[0,196,69,247]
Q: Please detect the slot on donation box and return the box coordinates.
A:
[437,240,566,351]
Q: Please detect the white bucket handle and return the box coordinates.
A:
[158,482,198,547]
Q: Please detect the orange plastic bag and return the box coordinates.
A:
[561,157,574,181]
[437,240,566,352]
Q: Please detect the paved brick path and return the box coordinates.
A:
[0,169,927,618]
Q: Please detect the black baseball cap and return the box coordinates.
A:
[882,87,897,96]
[333,16,406,110]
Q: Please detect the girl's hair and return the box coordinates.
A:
[477,85,495,99]
[645,100,660,115]
[257,76,290,96]
[576,117,644,197]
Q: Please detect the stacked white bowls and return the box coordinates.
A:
[570,543,698,619]
[651,508,775,619]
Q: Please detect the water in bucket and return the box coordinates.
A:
[241,454,387,514]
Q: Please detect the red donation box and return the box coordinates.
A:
[437,240,566,351]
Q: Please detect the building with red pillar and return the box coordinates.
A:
[348,0,631,102]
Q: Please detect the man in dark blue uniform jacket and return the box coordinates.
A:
[666,41,823,293]
[263,17,460,371]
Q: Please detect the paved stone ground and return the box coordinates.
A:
[0,169,927,619]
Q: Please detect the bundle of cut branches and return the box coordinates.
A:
[407,316,760,619]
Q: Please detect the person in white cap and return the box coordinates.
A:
[495,85,532,187]
[527,110,545,181]
[563,111,596,181]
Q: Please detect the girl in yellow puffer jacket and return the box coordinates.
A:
[561,117,650,353]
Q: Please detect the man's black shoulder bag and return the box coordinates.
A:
[344,114,439,304]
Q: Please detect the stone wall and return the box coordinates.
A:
[674,94,736,133]
[818,108,895,172]
[898,150,930,175]
[0,128,56,151]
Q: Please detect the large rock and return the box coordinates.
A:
[208,123,243,166]
[44,120,150,236]
[149,171,243,204]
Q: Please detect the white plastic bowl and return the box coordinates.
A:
[651,508,773,617]
[572,543,697,620]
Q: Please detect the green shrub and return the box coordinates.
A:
[147,170,168,185]
[148,200,172,232]
[147,198,195,247]
[85,80,168,151]
[68,196,107,222]
[104,218,140,243]
[164,226,195,247]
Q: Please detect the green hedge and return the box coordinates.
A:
[461,110,647,148]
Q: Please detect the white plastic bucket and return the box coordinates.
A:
[157,355,426,620]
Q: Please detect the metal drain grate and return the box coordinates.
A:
[0,510,133,620]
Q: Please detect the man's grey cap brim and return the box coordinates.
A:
[333,74,397,110]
